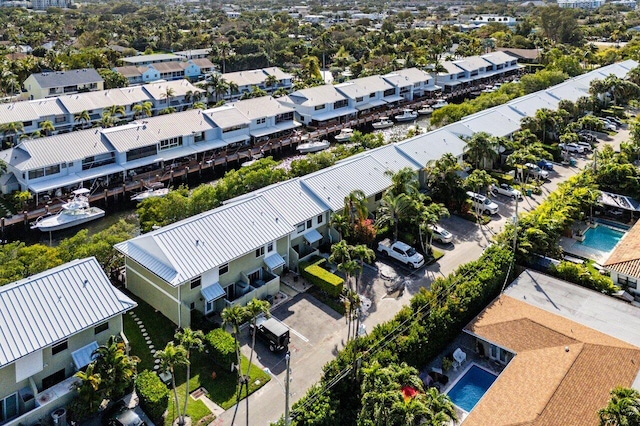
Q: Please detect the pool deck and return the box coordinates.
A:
[560,221,625,264]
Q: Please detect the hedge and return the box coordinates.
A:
[135,370,169,424]
[204,328,236,371]
[490,171,514,184]
[299,258,344,298]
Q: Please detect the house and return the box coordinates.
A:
[228,96,300,144]
[120,53,181,66]
[335,75,398,114]
[382,68,439,101]
[277,85,356,126]
[435,61,467,92]
[0,257,136,426]
[461,269,640,425]
[220,67,294,99]
[174,48,212,60]
[114,195,293,328]
[557,0,605,8]
[496,47,540,63]
[31,0,70,9]
[604,220,640,300]
[23,69,104,100]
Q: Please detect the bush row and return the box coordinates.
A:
[299,257,344,298]
[135,371,169,424]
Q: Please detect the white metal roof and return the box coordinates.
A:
[383,68,433,87]
[0,102,39,125]
[439,62,464,75]
[11,129,112,170]
[263,67,293,80]
[0,257,136,368]
[507,93,559,118]
[102,110,214,152]
[301,155,392,212]
[396,128,467,167]
[115,195,293,285]
[122,53,180,64]
[223,69,269,87]
[451,56,491,72]
[335,75,395,99]
[355,144,422,173]
[204,105,251,128]
[481,51,517,65]
[229,96,295,121]
[142,79,204,100]
[284,85,348,107]
[29,98,66,118]
[454,107,523,138]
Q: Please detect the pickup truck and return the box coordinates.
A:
[377,239,425,269]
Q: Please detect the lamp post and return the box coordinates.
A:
[263,351,291,426]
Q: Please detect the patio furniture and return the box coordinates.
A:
[453,348,467,370]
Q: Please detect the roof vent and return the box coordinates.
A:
[195,239,199,246]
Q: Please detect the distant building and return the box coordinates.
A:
[557,0,605,8]
[114,58,215,85]
[23,69,104,100]
[468,15,519,26]
[120,53,181,66]
[31,0,70,9]
[174,48,212,60]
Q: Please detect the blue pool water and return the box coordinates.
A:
[447,365,498,412]
[579,226,625,253]
[447,365,497,412]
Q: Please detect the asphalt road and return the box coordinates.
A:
[217,127,628,426]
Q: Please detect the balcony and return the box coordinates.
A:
[6,376,79,426]
[224,268,279,308]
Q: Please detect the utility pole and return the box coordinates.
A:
[285,351,291,426]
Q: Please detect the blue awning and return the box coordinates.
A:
[72,341,98,370]
[201,283,225,302]
[303,229,323,244]
[264,253,286,270]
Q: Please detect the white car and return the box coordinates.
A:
[524,163,550,180]
[491,183,522,200]
[429,224,453,244]
[558,143,585,154]
[467,191,500,215]
[577,141,593,152]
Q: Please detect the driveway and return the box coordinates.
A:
[217,128,628,426]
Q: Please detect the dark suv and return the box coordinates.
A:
[250,316,290,352]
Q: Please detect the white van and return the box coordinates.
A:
[467,191,499,215]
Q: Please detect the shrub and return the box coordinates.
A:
[300,259,344,297]
[550,261,618,294]
[135,370,169,424]
[204,328,236,371]
[490,171,514,184]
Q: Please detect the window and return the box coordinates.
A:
[44,165,60,176]
[256,246,265,257]
[334,99,348,109]
[375,192,383,201]
[256,118,266,124]
[127,145,157,162]
[306,219,312,229]
[61,163,67,169]
[159,136,183,151]
[28,168,45,179]
[52,340,68,355]
[317,214,323,224]
[618,275,638,289]
[190,276,201,290]
[94,322,109,335]
[383,89,395,97]
[55,116,65,124]
[23,120,33,127]
[267,242,274,253]
[194,131,205,142]
[355,97,364,103]
[42,369,65,390]
[369,93,375,98]
[296,223,305,233]
[314,104,326,111]
[190,302,195,309]
[219,263,229,275]
[0,393,18,422]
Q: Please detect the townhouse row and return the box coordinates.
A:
[114,60,638,330]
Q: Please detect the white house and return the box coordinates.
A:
[277,85,356,126]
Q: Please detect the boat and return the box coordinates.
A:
[131,182,170,202]
[297,139,330,153]
[372,117,394,130]
[394,109,418,122]
[417,106,434,116]
[31,188,105,232]
[334,128,354,143]
[432,99,449,109]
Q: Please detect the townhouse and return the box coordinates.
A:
[113,59,215,85]
[114,196,293,328]
[221,67,293,100]
[382,68,440,101]
[0,79,204,145]
[23,69,104,100]
[436,51,521,92]
[334,75,398,114]
[0,257,135,426]
[228,96,301,144]
[277,85,356,127]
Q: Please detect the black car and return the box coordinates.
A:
[102,402,146,426]
[249,316,290,352]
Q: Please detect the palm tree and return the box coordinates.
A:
[132,101,153,119]
[73,363,103,416]
[161,87,176,107]
[155,342,189,426]
[1,121,24,148]
[159,106,177,115]
[464,132,499,170]
[344,189,368,228]
[264,74,278,91]
[175,328,204,423]
[330,213,350,241]
[384,167,419,197]
[351,244,376,294]
[105,104,126,119]
[74,110,91,129]
[376,193,412,242]
[221,304,248,425]
[99,112,115,128]
[599,387,640,426]
[92,335,139,400]
[423,387,457,426]
[242,299,270,425]
[38,120,54,136]
[217,41,232,74]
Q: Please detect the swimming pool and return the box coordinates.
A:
[579,226,625,253]
[447,365,497,412]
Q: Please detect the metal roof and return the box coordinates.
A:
[450,56,492,72]
[242,178,330,227]
[102,110,214,152]
[223,69,269,87]
[355,144,422,173]
[0,257,136,368]
[12,129,112,170]
[335,75,395,99]
[480,51,518,65]
[29,98,66,118]
[263,67,293,80]
[0,102,40,125]
[284,85,348,107]
[507,93,559,118]
[142,79,204,100]
[301,155,392,212]
[30,69,103,88]
[229,96,295,121]
[396,128,467,167]
[113,66,142,78]
[204,105,251,128]
[383,68,434,87]
[150,62,185,73]
[122,53,180,64]
[455,107,523,138]
[116,195,293,285]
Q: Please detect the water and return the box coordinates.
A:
[447,365,498,412]
[579,226,625,253]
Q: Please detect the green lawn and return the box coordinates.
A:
[123,292,271,423]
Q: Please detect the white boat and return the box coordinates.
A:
[297,139,330,153]
[131,182,170,202]
[334,128,354,143]
[394,109,418,122]
[418,106,434,116]
[372,117,394,130]
[31,188,105,232]
[432,99,449,109]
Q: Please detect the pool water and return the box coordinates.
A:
[579,226,625,253]
[447,365,497,412]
